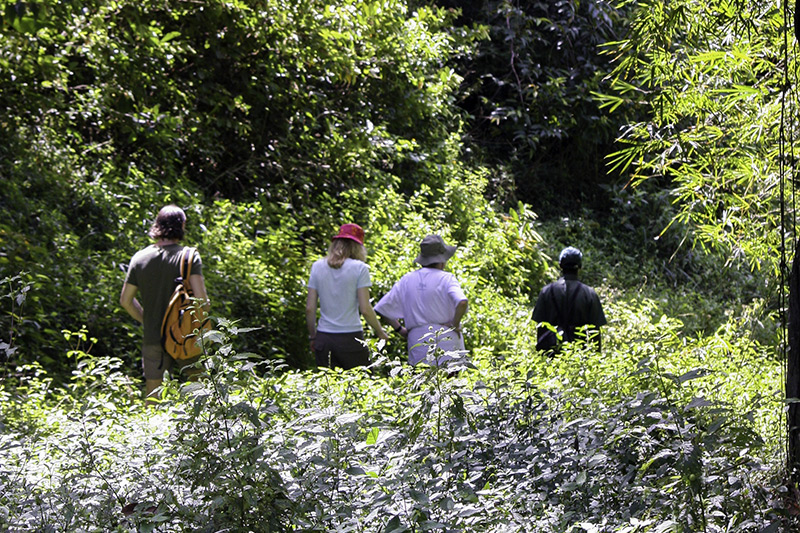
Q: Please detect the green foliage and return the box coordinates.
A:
[442,0,631,209]
[0,310,787,531]
[147,319,292,530]
[1,0,478,198]
[599,0,791,273]
[0,273,29,368]
[196,199,311,367]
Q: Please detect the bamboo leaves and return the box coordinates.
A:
[602,0,788,272]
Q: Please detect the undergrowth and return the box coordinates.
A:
[0,308,789,532]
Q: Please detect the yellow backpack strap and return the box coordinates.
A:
[181,247,190,278]
[182,247,196,293]
[161,247,191,356]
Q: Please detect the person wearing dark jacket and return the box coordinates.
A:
[532,246,606,354]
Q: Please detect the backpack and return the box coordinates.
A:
[160,247,210,360]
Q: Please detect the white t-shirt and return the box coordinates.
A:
[374,267,467,364]
[307,258,371,333]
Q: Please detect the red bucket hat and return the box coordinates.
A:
[332,223,365,245]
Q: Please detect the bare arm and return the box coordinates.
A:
[378,312,408,339]
[306,288,318,348]
[119,282,144,324]
[357,287,389,341]
[188,274,210,309]
[449,299,468,337]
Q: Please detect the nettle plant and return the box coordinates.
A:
[0,314,789,532]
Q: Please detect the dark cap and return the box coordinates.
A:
[559,246,583,268]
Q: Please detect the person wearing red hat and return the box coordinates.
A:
[305,223,389,369]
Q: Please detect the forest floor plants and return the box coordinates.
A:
[0,312,792,532]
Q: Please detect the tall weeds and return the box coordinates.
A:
[0,311,788,532]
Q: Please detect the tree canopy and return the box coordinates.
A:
[600,0,792,272]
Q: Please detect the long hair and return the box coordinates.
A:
[148,205,186,240]
[326,238,366,269]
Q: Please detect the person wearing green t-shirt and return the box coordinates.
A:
[120,205,209,401]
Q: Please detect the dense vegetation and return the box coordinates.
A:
[0,0,795,530]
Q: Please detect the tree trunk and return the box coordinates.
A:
[788,239,800,482]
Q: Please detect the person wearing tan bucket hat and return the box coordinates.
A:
[374,234,468,366]
[306,223,389,369]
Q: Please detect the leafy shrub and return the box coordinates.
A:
[447,0,632,211]
[0,0,524,379]
[0,313,788,532]
[599,0,790,275]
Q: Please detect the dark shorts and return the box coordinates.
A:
[314,331,370,370]
[142,344,199,380]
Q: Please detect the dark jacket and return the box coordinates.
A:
[532,274,606,351]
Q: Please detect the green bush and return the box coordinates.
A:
[0,312,787,532]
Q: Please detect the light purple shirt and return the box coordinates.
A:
[374,268,467,364]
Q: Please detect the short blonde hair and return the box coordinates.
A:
[326,238,366,268]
